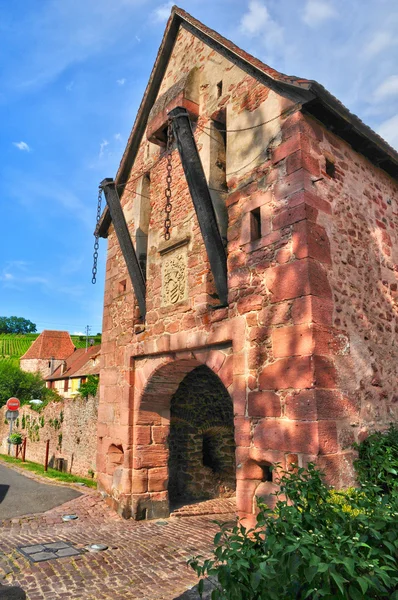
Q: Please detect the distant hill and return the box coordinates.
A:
[0,333,101,366]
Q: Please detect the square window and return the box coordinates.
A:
[118,279,127,294]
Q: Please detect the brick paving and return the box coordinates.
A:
[0,488,235,599]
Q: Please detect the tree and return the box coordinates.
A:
[0,316,37,334]
[0,362,57,408]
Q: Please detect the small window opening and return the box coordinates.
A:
[217,80,223,98]
[250,207,262,241]
[325,158,336,178]
[48,361,51,368]
[118,279,127,294]
[261,465,273,482]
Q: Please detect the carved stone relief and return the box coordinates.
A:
[162,249,188,305]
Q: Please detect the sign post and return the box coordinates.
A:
[6,397,20,456]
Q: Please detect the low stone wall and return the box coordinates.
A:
[0,395,98,478]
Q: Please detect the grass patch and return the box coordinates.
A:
[0,454,97,488]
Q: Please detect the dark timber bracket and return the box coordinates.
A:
[168,106,228,306]
[100,178,146,318]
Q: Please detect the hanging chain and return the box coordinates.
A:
[164,119,173,240]
[92,187,103,284]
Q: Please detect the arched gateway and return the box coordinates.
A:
[131,352,236,520]
[96,7,398,527]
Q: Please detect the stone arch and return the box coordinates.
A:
[131,348,235,519]
[168,365,236,506]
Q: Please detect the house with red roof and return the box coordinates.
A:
[20,330,76,378]
[45,344,101,398]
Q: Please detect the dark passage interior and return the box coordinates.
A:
[168,365,236,507]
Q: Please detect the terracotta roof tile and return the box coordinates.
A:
[46,344,101,381]
[20,330,76,360]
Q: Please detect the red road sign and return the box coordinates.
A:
[6,397,20,411]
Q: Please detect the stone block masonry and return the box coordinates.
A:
[97,13,398,526]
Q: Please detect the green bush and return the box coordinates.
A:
[8,432,22,445]
[353,423,398,494]
[189,464,398,599]
[78,375,99,399]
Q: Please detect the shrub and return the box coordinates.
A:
[353,423,398,494]
[9,432,22,445]
[79,375,99,399]
[189,464,398,599]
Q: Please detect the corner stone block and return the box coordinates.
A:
[236,479,259,514]
[133,445,168,469]
[313,355,338,388]
[148,467,168,492]
[234,416,252,447]
[272,324,314,358]
[292,221,332,264]
[272,324,343,358]
[253,419,319,454]
[248,391,281,417]
[318,421,339,455]
[265,258,332,303]
[316,390,360,420]
[131,469,148,494]
[259,356,315,390]
[292,295,333,326]
[317,452,356,488]
[284,389,318,420]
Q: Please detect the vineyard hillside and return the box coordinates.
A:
[0,333,101,365]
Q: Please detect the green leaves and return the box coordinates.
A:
[189,461,398,599]
[78,375,99,399]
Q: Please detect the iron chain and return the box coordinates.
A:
[164,119,173,240]
[92,187,102,284]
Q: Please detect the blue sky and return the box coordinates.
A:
[1,0,397,334]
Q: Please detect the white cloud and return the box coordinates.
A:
[378,113,398,150]
[152,2,173,23]
[114,133,122,141]
[73,331,85,335]
[66,81,74,91]
[99,139,109,158]
[117,78,126,86]
[374,75,398,101]
[302,0,336,27]
[363,31,395,59]
[13,141,30,152]
[0,261,49,289]
[240,1,284,45]
[240,0,269,35]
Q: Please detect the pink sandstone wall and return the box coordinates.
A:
[97,24,398,523]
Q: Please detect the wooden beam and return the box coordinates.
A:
[168,106,228,306]
[100,178,146,317]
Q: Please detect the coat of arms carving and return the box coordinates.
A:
[162,251,187,305]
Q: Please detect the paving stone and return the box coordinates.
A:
[55,548,80,558]
[19,546,45,555]
[43,543,69,551]
[28,552,58,562]
[0,489,233,599]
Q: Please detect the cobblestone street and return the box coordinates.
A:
[0,484,235,600]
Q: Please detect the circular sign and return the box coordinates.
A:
[6,397,20,411]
